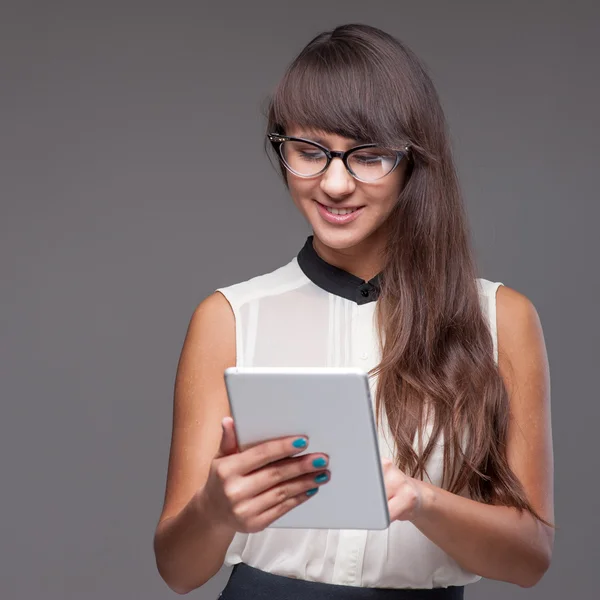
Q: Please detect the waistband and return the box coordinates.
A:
[219,562,465,600]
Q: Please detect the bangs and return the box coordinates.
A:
[268,39,410,149]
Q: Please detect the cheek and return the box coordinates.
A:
[366,184,402,212]
[378,175,406,209]
[287,179,316,206]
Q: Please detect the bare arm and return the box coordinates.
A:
[153,291,238,593]
[385,285,554,587]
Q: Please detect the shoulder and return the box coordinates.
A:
[186,256,304,358]
[184,290,236,370]
[475,279,546,368]
[475,278,539,326]
[496,285,545,356]
[494,285,548,389]
[216,256,306,308]
[475,277,503,301]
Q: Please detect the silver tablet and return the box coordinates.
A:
[224,366,390,530]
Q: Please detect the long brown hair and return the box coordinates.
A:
[265,23,549,524]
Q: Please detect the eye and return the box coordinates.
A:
[351,149,396,167]
[284,142,326,162]
[298,150,325,162]
[353,153,380,165]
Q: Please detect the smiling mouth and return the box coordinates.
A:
[314,200,365,225]
[316,201,365,215]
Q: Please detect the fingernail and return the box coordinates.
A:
[314,473,329,484]
[312,457,327,468]
[292,438,307,448]
[306,488,318,496]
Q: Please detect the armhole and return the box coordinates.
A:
[489,282,504,365]
[215,288,241,368]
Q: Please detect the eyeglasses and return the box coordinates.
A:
[268,133,410,183]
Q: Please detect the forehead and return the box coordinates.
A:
[285,124,368,147]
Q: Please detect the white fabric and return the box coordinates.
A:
[216,255,503,589]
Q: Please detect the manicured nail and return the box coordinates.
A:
[306,488,318,496]
[312,457,327,468]
[314,473,329,484]
[292,438,307,448]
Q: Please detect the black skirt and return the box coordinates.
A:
[218,562,465,600]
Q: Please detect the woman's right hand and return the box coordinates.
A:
[199,416,330,534]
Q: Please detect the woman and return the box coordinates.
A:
[153,23,554,598]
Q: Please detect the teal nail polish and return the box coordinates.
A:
[314,473,329,484]
[312,457,327,468]
[306,488,318,496]
[292,438,307,448]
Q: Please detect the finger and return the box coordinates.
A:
[380,462,397,499]
[388,495,404,521]
[244,491,314,533]
[216,416,239,458]
[252,469,331,515]
[233,434,310,475]
[240,470,330,530]
[243,453,330,497]
[388,493,416,522]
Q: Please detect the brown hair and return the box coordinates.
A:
[265,23,550,524]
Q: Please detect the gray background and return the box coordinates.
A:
[1,1,598,598]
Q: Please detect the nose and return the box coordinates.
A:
[319,157,355,198]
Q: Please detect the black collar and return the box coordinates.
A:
[297,235,381,305]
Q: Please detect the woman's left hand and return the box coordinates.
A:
[381,457,426,522]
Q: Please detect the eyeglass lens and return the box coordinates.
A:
[279,140,398,181]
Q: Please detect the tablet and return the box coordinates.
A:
[223,366,390,530]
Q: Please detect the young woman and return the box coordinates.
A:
[153,23,554,599]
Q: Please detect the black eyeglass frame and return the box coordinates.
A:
[267,133,410,183]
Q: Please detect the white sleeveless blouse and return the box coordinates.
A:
[216,236,503,589]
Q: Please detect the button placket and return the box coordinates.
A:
[355,304,377,366]
[331,530,368,586]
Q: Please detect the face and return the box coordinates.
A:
[283,125,408,260]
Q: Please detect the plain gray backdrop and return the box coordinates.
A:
[1,1,598,598]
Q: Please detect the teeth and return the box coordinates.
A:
[325,206,358,215]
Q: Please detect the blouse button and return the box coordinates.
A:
[361,289,369,297]
[360,352,369,360]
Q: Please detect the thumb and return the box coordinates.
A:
[217,416,239,457]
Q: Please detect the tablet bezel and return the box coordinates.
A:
[224,366,391,530]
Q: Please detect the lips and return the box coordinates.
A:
[315,200,365,225]
[320,204,362,211]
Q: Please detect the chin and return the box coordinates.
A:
[310,225,373,251]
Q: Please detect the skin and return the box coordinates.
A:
[283,125,408,282]
[153,126,554,593]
